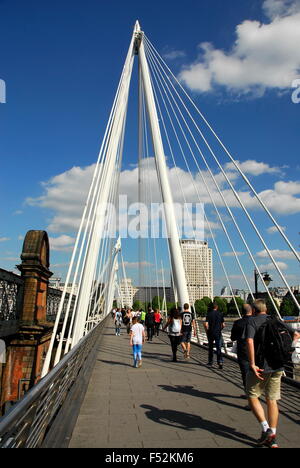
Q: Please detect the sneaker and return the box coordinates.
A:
[266,433,279,448]
[207,362,213,367]
[218,364,223,370]
[257,428,273,446]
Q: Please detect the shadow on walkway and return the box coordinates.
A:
[158,384,245,411]
[141,404,257,447]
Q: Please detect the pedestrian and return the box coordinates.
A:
[130,316,145,368]
[139,309,146,325]
[145,307,155,341]
[230,303,252,401]
[154,309,162,337]
[204,302,225,369]
[245,299,300,448]
[124,309,132,334]
[180,303,196,359]
[114,308,123,336]
[162,308,182,362]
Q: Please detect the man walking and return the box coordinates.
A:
[180,303,196,359]
[204,302,225,369]
[245,299,300,448]
[230,303,252,397]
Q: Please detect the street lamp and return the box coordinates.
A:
[254,270,273,297]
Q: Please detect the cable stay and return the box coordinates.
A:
[41,21,299,378]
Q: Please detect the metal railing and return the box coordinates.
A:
[0,317,107,448]
[0,268,76,328]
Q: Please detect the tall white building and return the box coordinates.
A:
[118,278,138,308]
[180,239,213,304]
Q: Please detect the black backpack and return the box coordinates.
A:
[255,317,293,369]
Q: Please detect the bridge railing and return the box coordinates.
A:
[0,317,107,448]
[0,268,75,330]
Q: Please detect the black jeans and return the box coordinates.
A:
[169,335,182,361]
[208,334,223,364]
[147,325,154,341]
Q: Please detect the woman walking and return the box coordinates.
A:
[154,309,162,337]
[163,308,182,362]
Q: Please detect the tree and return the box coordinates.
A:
[194,299,208,318]
[132,300,144,311]
[227,297,245,316]
[152,296,163,310]
[212,296,228,316]
[280,297,295,318]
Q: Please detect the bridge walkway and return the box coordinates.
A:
[69,319,299,449]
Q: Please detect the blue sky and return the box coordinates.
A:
[0,0,300,293]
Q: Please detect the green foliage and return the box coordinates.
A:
[152,296,163,310]
[212,296,228,316]
[227,297,245,316]
[194,299,208,317]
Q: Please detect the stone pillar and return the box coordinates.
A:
[1,231,54,412]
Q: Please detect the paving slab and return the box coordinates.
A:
[69,320,300,449]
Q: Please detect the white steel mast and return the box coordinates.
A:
[136,21,189,307]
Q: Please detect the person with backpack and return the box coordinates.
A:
[245,298,300,448]
[230,303,253,398]
[180,303,196,359]
[162,308,182,362]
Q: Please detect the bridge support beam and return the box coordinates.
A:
[137,26,190,307]
[1,231,53,413]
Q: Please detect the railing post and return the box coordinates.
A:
[1,231,54,413]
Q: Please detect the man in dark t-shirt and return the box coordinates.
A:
[180,303,196,359]
[204,303,225,369]
[230,303,252,392]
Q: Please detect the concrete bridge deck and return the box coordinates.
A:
[69,320,300,449]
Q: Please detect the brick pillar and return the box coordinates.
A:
[1,231,54,412]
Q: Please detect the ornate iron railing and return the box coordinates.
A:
[0,269,23,322]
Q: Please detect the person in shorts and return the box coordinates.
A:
[245,299,300,448]
[180,303,196,359]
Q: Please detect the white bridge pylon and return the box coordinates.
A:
[42,21,300,377]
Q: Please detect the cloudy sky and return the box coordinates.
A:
[0,0,300,292]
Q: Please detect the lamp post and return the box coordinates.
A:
[254,270,273,298]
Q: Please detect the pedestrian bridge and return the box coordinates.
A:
[1,316,298,449]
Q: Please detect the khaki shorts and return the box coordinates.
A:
[246,371,283,401]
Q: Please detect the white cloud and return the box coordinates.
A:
[0,237,10,242]
[259,261,289,270]
[49,235,75,252]
[267,225,286,234]
[179,0,300,97]
[163,49,186,60]
[26,159,300,235]
[224,159,283,176]
[256,248,299,259]
[223,251,245,257]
